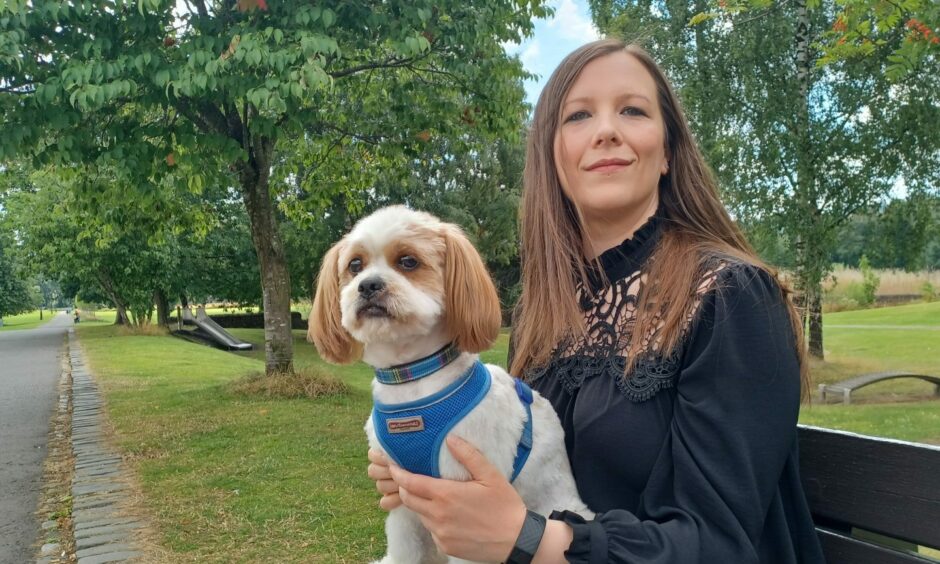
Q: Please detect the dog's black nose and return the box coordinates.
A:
[358,276,386,298]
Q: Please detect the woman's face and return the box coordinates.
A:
[554,51,668,226]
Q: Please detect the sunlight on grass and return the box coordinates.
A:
[0,309,58,331]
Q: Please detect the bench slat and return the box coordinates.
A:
[798,426,940,549]
[817,529,937,564]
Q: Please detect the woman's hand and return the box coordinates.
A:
[388,435,527,562]
[367,448,402,511]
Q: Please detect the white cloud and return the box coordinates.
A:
[520,40,542,69]
[547,0,601,42]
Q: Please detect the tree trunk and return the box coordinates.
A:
[155,289,170,327]
[97,269,131,325]
[794,0,824,359]
[238,136,294,375]
[808,285,823,358]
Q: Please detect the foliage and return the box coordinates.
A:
[3,168,183,325]
[0,177,32,318]
[1,0,547,373]
[0,237,32,318]
[690,0,940,80]
[856,255,880,306]
[921,281,937,302]
[830,194,938,271]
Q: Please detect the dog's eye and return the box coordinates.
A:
[398,255,419,270]
[349,258,363,274]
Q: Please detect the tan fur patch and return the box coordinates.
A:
[384,237,444,295]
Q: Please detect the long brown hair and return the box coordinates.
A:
[511,39,809,400]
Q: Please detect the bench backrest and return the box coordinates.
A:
[798,425,940,563]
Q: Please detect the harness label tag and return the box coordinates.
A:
[387,416,425,434]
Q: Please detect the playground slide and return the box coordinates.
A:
[181,306,253,351]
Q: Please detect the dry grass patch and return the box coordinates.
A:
[228,367,350,400]
[117,324,170,337]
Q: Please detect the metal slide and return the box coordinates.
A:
[180,306,253,351]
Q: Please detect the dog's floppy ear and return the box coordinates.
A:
[309,241,362,364]
[443,224,502,353]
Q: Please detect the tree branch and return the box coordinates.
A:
[190,0,209,18]
[329,54,424,79]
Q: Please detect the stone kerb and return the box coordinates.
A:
[43,330,147,564]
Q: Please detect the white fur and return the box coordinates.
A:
[315,206,592,564]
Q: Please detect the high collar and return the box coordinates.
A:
[373,342,461,385]
[584,209,665,294]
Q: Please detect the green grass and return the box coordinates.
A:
[0,309,58,331]
[823,300,940,327]
[76,325,384,562]
[799,302,940,443]
[74,302,940,561]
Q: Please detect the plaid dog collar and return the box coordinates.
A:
[374,343,462,385]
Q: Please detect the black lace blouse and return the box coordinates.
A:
[517,215,826,563]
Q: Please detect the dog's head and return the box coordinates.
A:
[308,206,502,364]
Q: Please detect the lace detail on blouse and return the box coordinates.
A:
[526,259,729,403]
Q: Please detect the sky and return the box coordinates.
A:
[504,0,602,108]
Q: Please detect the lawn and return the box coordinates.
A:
[0,309,58,331]
[75,302,939,561]
[77,325,384,562]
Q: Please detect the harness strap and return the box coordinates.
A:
[510,378,534,483]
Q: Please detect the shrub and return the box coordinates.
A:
[922,281,937,303]
[858,255,880,306]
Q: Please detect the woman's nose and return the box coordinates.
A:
[592,114,622,146]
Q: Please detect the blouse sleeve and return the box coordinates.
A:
[555,264,803,563]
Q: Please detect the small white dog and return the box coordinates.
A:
[308,206,591,564]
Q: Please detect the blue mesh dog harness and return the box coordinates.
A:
[372,357,535,481]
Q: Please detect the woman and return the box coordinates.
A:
[368,39,825,563]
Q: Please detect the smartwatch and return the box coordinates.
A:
[505,510,547,564]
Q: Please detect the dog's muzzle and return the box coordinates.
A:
[357,276,391,318]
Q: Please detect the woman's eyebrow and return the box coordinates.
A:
[563,93,651,107]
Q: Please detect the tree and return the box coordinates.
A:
[4,168,185,326]
[691,0,940,80]
[593,1,940,358]
[0,170,32,322]
[0,238,32,322]
[2,0,547,373]
[830,193,940,271]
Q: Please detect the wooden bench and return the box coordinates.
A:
[817,372,940,404]
[798,425,940,563]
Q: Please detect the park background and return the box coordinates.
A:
[1,0,939,561]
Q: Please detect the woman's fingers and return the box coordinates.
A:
[367,449,401,511]
[367,448,388,465]
[375,478,398,495]
[379,492,403,511]
[368,461,393,481]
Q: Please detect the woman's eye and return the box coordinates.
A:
[349,258,363,274]
[621,106,646,117]
[398,256,419,270]
[564,110,589,122]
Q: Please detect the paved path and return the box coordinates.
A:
[0,313,73,564]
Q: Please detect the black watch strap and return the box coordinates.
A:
[505,510,547,564]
